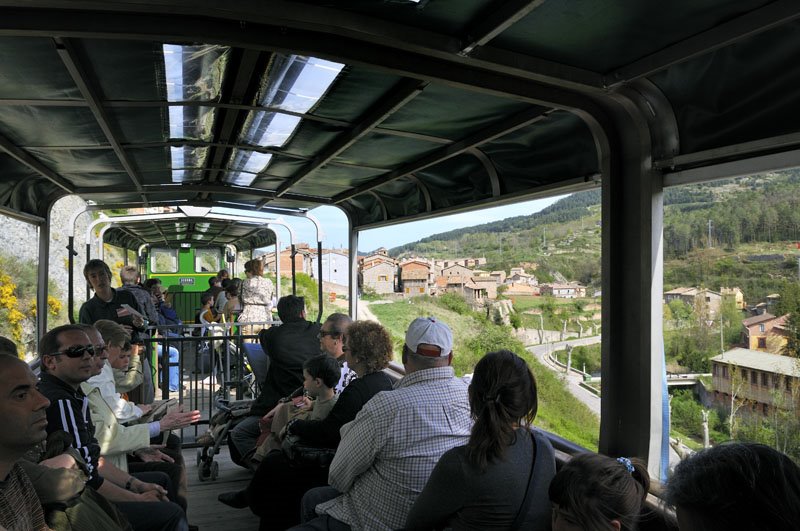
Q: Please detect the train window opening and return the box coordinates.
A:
[152,248,179,273]
[195,248,221,273]
[358,193,601,451]
[664,169,800,463]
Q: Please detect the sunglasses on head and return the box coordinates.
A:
[49,345,96,358]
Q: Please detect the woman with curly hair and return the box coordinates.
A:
[219,320,394,531]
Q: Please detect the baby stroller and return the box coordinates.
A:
[195,397,253,481]
[195,342,269,481]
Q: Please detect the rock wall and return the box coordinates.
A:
[1,195,92,323]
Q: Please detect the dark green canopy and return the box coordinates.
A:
[0,0,797,237]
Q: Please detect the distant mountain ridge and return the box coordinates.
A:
[386,172,800,290]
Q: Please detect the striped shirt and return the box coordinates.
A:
[317,366,472,531]
[0,462,50,531]
[38,373,104,490]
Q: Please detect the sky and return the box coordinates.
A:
[263,194,567,253]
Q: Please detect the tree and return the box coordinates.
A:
[782,313,800,358]
[777,282,800,358]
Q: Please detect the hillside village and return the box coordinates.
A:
[257,244,588,304]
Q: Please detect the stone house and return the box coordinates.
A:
[360,258,396,294]
[741,312,789,352]
[401,260,431,296]
[540,282,587,298]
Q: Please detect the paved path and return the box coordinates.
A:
[356,299,381,323]
[527,336,602,418]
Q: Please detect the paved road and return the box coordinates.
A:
[528,335,689,467]
[527,336,602,417]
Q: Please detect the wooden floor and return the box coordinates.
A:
[184,445,260,531]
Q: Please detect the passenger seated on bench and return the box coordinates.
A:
[198,293,220,335]
[549,453,649,531]
[80,324,199,520]
[228,295,321,468]
[294,317,471,531]
[405,350,556,531]
[666,442,800,531]
[253,354,340,462]
[218,321,394,531]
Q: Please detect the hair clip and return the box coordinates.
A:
[617,456,634,473]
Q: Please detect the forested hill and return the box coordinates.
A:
[387,172,800,288]
[391,190,600,250]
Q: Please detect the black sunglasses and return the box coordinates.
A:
[317,330,337,339]
[49,345,96,358]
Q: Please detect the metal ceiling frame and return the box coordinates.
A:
[54,37,149,204]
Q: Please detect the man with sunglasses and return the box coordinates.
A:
[38,324,188,531]
[318,313,356,393]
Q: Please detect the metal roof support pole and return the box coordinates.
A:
[85,242,91,300]
[66,205,87,324]
[67,236,77,324]
[291,244,297,295]
[36,213,51,340]
[346,215,359,320]
[273,233,281,302]
[316,241,324,324]
[97,225,113,261]
[596,91,669,480]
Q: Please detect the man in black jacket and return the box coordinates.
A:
[37,324,187,531]
[229,295,321,467]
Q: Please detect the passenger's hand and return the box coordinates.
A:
[132,479,168,501]
[138,404,153,415]
[40,453,77,469]
[134,446,174,463]
[262,406,279,422]
[297,396,312,410]
[160,407,201,431]
[137,489,167,503]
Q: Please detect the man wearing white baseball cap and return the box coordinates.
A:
[294,317,472,531]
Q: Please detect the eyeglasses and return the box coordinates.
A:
[48,345,96,358]
[93,344,108,356]
[317,330,336,340]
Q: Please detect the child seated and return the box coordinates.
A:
[253,354,340,462]
[549,453,650,531]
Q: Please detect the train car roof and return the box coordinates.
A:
[0,1,798,234]
[102,215,277,250]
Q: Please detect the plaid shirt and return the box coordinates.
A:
[317,366,471,531]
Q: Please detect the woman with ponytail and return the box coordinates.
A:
[405,350,556,530]
[548,453,650,531]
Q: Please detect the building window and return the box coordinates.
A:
[741,369,748,381]
[757,337,767,349]
[787,377,793,392]
[772,374,779,388]
[761,372,769,387]
[378,275,388,282]
[751,371,758,385]
[763,403,769,416]
[712,365,718,376]
[759,324,765,332]
[419,287,424,293]
[722,365,728,378]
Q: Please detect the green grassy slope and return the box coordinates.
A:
[368,298,600,450]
